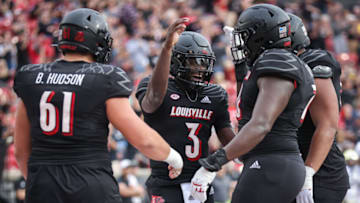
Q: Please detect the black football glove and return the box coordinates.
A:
[199,148,229,172]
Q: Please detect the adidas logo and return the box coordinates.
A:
[200,96,211,104]
[249,160,261,169]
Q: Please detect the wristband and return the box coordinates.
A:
[164,147,183,169]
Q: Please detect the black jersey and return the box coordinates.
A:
[136,77,231,185]
[298,49,350,190]
[236,49,316,159]
[13,60,132,165]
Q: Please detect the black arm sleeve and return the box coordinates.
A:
[235,62,248,83]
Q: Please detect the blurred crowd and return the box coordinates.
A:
[0,0,360,202]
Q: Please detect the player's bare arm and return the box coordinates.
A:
[216,127,236,146]
[306,78,338,171]
[141,18,188,113]
[118,182,144,197]
[224,76,294,160]
[14,99,31,179]
[191,76,296,202]
[107,97,174,161]
[106,97,183,179]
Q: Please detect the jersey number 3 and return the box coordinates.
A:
[185,122,202,161]
[40,91,75,136]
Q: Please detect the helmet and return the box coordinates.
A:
[170,32,215,90]
[57,8,113,63]
[232,4,291,65]
[287,13,310,54]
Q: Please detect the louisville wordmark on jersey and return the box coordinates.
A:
[136,77,231,185]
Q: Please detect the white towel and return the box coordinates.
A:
[180,182,202,203]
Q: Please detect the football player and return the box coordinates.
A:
[288,13,349,203]
[191,4,316,203]
[13,8,183,203]
[135,19,236,203]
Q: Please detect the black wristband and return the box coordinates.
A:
[234,62,248,83]
[199,148,229,172]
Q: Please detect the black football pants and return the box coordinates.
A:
[147,181,214,203]
[231,153,305,203]
[25,162,122,203]
[291,186,347,203]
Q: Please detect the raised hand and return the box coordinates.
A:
[164,18,189,49]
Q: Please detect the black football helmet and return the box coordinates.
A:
[232,4,291,65]
[170,31,215,90]
[288,13,310,54]
[57,8,113,63]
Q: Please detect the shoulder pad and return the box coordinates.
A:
[18,64,36,72]
[105,65,133,98]
[300,49,328,65]
[300,49,336,68]
[135,76,151,100]
[136,76,150,93]
[18,63,54,73]
[110,67,132,90]
[201,84,228,102]
[253,49,303,83]
[300,49,341,77]
[202,84,226,96]
[14,63,52,96]
[312,65,333,78]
